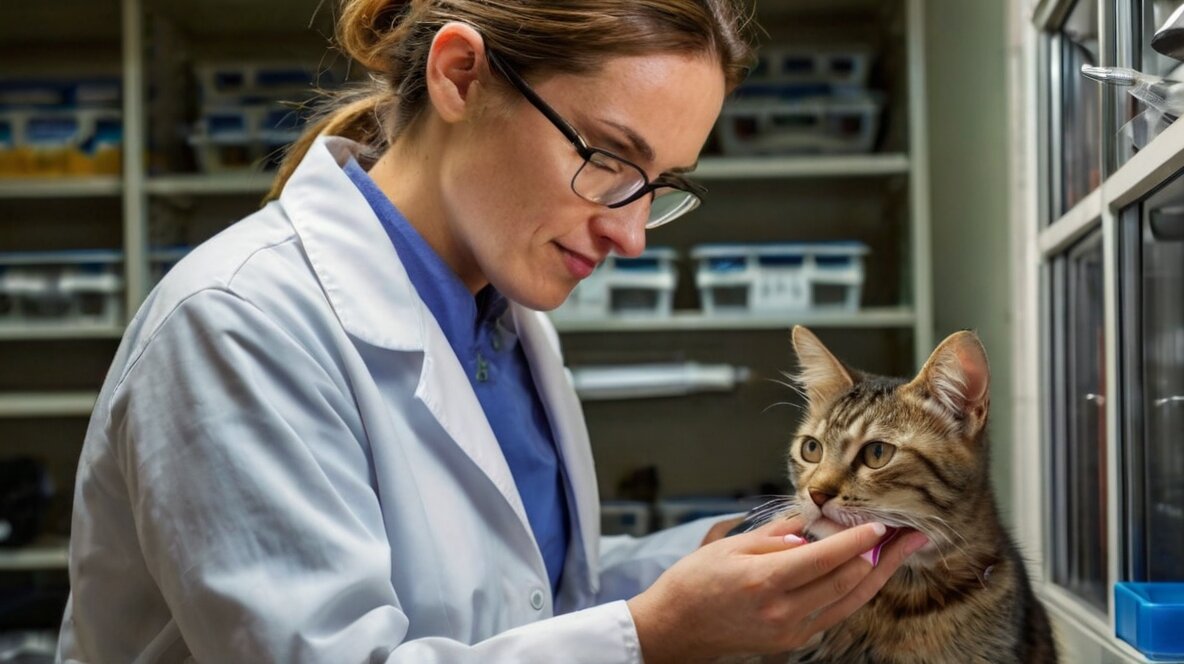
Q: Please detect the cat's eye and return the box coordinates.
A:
[860,441,896,469]
[800,437,823,463]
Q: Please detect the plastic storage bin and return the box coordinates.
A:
[601,501,652,537]
[716,94,882,155]
[656,497,767,530]
[0,108,122,176]
[692,242,869,315]
[194,62,324,105]
[0,77,122,176]
[0,250,123,327]
[189,102,303,172]
[743,46,872,97]
[1115,582,1184,660]
[554,247,678,319]
[190,61,327,172]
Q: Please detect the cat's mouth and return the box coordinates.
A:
[804,517,900,544]
[804,515,905,566]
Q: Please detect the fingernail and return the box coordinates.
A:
[871,522,887,537]
[905,532,930,553]
[783,534,806,545]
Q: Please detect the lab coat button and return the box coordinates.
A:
[529,588,545,610]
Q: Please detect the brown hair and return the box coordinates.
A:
[266,0,757,201]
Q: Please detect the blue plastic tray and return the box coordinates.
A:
[1115,582,1184,660]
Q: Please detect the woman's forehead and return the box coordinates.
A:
[536,51,725,164]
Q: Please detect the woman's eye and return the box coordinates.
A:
[588,153,623,174]
[861,441,896,469]
[800,437,823,463]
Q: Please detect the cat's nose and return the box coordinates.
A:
[809,490,835,507]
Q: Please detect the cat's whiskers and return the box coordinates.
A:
[852,506,968,573]
[743,496,801,529]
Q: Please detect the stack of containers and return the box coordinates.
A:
[716,46,882,155]
[189,62,327,172]
[0,78,122,176]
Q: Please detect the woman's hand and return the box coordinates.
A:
[627,518,928,663]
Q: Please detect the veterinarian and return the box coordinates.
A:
[58,0,928,661]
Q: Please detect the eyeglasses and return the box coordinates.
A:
[486,49,707,229]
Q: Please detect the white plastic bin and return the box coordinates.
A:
[601,501,652,537]
[692,242,869,314]
[716,94,882,155]
[193,62,325,105]
[554,247,678,319]
[744,46,872,95]
[189,102,302,172]
[0,250,123,326]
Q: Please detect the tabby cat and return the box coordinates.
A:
[769,326,1057,663]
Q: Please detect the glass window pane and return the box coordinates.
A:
[1130,180,1184,581]
[1059,1,1102,215]
[1052,234,1109,610]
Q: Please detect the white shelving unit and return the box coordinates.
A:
[0,0,933,570]
[552,306,916,333]
[0,324,125,341]
[0,542,69,572]
[0,177,123,199]
[0,392,99,419]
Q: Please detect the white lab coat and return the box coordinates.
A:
[57,136,715,663]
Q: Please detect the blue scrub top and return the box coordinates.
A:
[343,158,571,595]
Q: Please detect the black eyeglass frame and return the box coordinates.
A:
[485,48,708,215]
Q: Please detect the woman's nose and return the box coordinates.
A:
[591,199,649,258]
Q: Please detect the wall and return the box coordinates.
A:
[924,0,1017,519]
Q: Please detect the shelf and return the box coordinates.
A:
[0,392,98,418]
[0,177,122,199]
[146,172,275,196]
[0,324,124,341]
[0,540,69,571]
[550,306,915,333]
[695,154,909,180]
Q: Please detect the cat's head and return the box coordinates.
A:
[786,326,992,564]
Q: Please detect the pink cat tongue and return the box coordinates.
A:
[860,527,901,567]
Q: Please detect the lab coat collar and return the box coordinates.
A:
[279,135,426,351]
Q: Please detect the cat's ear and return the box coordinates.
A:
[791,326,855,409]
[907,330,990,434]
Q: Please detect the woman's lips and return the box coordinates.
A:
[558,245,598,279]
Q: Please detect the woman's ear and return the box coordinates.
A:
[425,22,487,123]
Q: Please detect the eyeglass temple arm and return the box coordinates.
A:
[484,49,592,154]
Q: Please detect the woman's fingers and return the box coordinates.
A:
[799,530,930,633]
[766,522,889,590]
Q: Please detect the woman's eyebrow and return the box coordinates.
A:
[598,118,655,163]
[598,118,699,174]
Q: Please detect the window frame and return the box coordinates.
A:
[1021,0,1184,660]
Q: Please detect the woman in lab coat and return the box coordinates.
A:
[58,1,928,662]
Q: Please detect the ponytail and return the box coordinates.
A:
[265,92,388,202]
